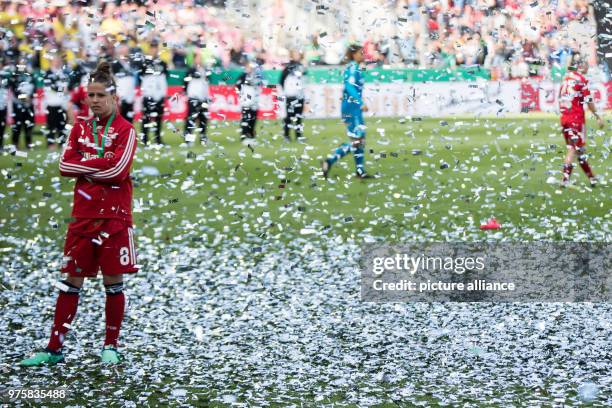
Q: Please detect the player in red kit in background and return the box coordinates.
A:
[559,53,604,187]
[20,61,138,366]
[67,62,92,124]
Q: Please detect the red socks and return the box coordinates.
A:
[562,163,573,183]
[46,281,126,352]
[565,152,595,183]
[104,282,125,348]
[578,158,594,179]
[47,281,81,353]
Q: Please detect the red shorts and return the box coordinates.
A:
[61,218,138,277]
[561,119,586,148]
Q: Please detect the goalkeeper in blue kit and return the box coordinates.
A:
[321,44,373,179]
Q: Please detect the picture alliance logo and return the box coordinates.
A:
[372,254,486,276]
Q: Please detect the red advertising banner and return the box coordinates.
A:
[207,85,279,120]
[33,88,45,125]
[520,79,612,113]
[28,81,609,124]
[33,85,279,124]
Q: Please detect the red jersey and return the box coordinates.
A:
[59,111,137,224]
[70,85,90,119]
[559,71,591,124]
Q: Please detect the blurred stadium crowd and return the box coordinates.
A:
[0,0,606,150]
[0,0,602,78]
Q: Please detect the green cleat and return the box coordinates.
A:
[20,350,64,367]
[100,346,120,364]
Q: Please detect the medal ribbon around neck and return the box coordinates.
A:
[92,109,115,158]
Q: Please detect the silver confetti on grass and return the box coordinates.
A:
[2,236,611,405]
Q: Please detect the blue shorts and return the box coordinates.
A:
[341,108,365,139]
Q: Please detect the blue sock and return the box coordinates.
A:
[327,142,351,166]
[354,145,365,175]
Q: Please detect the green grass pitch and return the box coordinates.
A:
[0,114,610,406]
[1,114,609,246]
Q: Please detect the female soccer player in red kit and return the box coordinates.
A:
[559,53,604,187]
[20,62,138,366]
